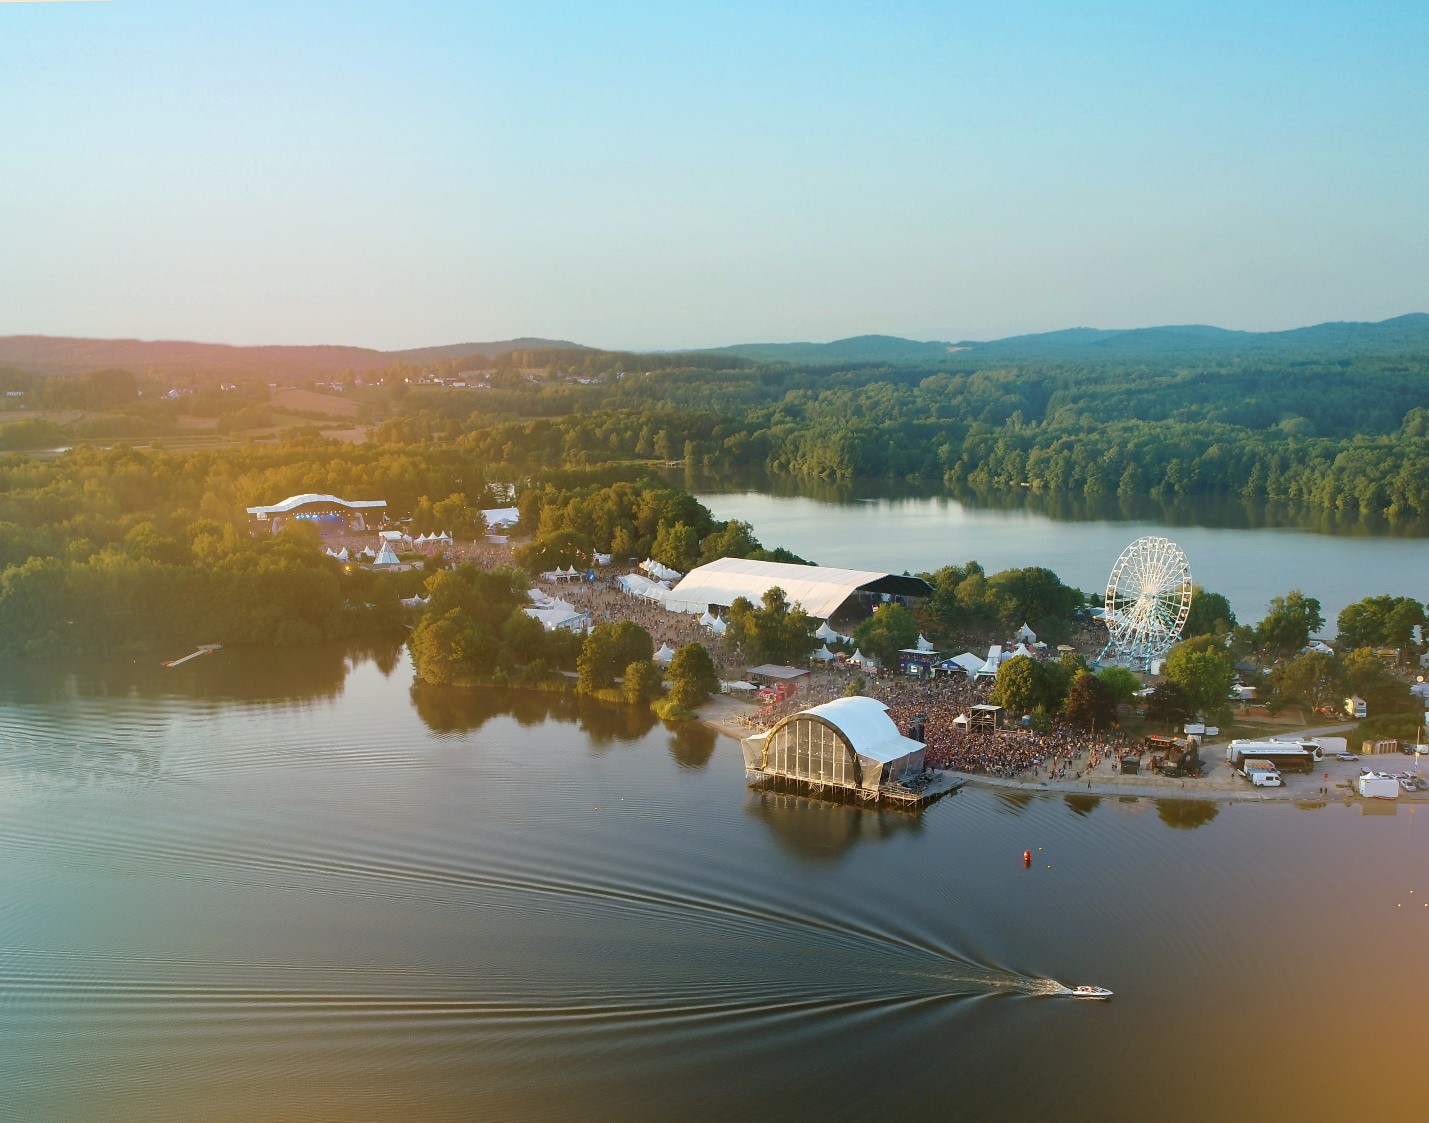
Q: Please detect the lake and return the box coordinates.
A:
[689,477,1429,627]
[2,641,1427,1121]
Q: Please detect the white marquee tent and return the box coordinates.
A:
[665,557,931,620]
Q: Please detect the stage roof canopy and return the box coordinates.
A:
[665,557,931,620]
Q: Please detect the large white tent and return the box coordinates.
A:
[664,557,931,620]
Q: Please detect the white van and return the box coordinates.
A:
[1246,765,1283,788]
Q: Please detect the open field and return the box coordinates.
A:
[270,388,362,417]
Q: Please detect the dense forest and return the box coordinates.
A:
[372,354,1429,521]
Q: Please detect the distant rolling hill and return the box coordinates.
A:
[706,314,1429,364]
[698,334,959,364]
[951,313,1429,361]
[3,314,1426,379]
[0,335,585,380]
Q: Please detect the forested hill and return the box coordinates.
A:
[702,315,1429,364]
[952,313,1429,361]
[697,335,959,364]
[0,335,584,380]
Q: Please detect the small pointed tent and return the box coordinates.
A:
[814,620,839,642]
[916,634,935,652]
[812,644,837,662]
[699,611,717,629]
[710,616,727,636]
[653,643,676,665]
[373,542,401,567]
[1015,622,1038,644]
[1012,642,1035,659]
[949,652,985,676]
[848,648,875,667]
[335,547,349,562]
[975,645,1003,678]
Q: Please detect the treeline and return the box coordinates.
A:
[508,478,807,573]
[375,353,1429,520]
[0,438,496,656]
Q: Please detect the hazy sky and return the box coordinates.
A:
[3,1,1427,350]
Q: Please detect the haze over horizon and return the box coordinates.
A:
[4,1,1427,350]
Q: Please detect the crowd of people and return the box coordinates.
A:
[329,527,1136,783]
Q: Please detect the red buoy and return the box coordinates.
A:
[1023,850,1032,867]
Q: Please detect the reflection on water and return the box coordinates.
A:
[1,642,1427,1122]
[684,467,1429,538]
[1155,799,1221,830]
[745,789,927,863]
[667,722,718,769]
[408,680,660,742]
[1063,793,1102,817]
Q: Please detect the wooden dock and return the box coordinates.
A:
[162,644,222,668]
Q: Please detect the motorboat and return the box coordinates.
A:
[1069,985,1113,1000]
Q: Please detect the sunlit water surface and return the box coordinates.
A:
[1,642,1426,1121]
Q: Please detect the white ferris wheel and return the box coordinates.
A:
[1099,536,1192,669]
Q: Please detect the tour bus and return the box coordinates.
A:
[1225,740,1320,774]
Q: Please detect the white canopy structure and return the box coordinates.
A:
[653,644,676,665]
[481,507,520,530]
[400,593,430,608]
[618,573,669,602]
[359,547,376,559]
[916,634,935,652]
[812,644,837,662]
[1011,642,1035,659]
[699,611,717,628]
[709,616,726,636]
[593,552,613,566]
[1015,622,1038,643]
[814,620,839,642]
[722,680,757,693]
[247,493,387,519]
[946,652,985,676]
[975,645,1003,678]
[523,600,586,632]
[848,649,875,667]
[665,557,932,619]
[335,547,349,562]
[741,696,926,794]
[372,542,402,567]
[414,533,429,545]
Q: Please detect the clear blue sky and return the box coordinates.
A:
[2,0,1426,350]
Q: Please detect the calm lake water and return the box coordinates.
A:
[2,641,1427,1121]
[690,479,1429,627]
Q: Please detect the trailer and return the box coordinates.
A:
[1358,773,1400,800]
[1225,740,1320,773]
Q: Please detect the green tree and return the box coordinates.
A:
[1096,665,1142,708]
[622,659,665,705]
[990,655,1045,714]
[668,642,720,709]
[1183,586,1237,638]
[1255,590,1325,659]
[725,587,815,666]
[852,602,919,669]
[1164,635,1235,722]
[651,520,700,572]
[577,620,654,693]
[1268,651,1349,716]
[1143,680,1191,730]
[1336,595,1425,651]
[1064,671,1118,730]
[1342,647,1416,716]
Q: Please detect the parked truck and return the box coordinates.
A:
[1345,696,1368,719]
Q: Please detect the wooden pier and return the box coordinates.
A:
[162,644,222,668]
